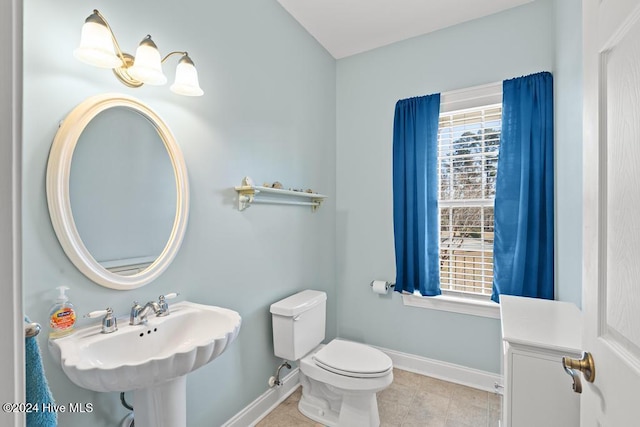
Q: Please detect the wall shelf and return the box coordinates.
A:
[234,185,327,212]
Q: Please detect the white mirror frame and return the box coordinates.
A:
[46,93,189,290]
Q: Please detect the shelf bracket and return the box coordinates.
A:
[310,198,323,212]
[236,187,256,211]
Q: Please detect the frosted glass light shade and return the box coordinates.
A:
[73,19,122,69]
[170,55,204,97]
[128,36,167,85]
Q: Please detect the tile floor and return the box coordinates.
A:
[256,368,502,427]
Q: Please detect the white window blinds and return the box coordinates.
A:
[438,104,501,296]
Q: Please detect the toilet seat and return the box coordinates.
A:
[312,339,392,378]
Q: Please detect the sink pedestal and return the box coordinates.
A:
[133,376,187,427]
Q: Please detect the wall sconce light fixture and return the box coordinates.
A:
[74,9,204,96]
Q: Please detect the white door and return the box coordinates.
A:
[581,0,640,425]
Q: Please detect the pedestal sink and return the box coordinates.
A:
[48,301,241,427]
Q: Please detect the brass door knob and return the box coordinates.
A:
[563,351,596,382]
[562,351,595,393]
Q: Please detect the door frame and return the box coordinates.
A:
[0,0,24,425]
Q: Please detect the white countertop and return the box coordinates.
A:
[500,295,582,353]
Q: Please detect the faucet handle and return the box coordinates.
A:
[85,309,109,319]
[157,292,179,316]
[85,307,117,334]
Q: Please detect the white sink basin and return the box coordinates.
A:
[49,301,241,393]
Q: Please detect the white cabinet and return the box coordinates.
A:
[500,295,581,427]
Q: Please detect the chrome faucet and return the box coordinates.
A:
[85,307,118,334]
[129,301,160,325]
[129,293,179,325]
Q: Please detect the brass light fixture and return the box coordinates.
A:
[74,10,204,96]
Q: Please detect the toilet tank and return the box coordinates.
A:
[270,290,327,361]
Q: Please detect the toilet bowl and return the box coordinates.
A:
[270,290,393,427]
[298,339,393,426]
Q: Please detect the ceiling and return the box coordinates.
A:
[276,0,534,59]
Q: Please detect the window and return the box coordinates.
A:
[437,104,501,297]
[398,78,551,315]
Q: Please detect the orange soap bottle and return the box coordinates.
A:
[49,286,76,339]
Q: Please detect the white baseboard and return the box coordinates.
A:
[221,368,300,427]
[375,345,503,394]
[223,345,502,426]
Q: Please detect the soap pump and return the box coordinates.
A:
[49,286,76,339]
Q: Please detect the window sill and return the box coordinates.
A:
[401,292,500,319]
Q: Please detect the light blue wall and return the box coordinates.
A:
[554,0,583,307]
[23,1,336,426]
[335,0,582,374]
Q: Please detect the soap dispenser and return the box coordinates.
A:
[49,286,76,339]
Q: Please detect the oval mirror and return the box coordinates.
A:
[47,94,189,290]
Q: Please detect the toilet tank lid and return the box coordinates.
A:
[270,290,327,317]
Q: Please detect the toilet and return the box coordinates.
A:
[270,290,393,427]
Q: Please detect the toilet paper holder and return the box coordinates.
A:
[370,281,395,291]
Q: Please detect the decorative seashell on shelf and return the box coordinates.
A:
[271,181,283,189]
